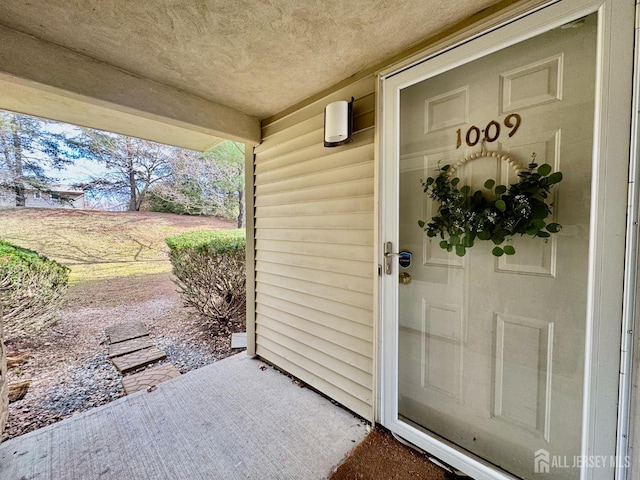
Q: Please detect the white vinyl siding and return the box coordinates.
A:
[254,76,376,420]
[0,188,85,209]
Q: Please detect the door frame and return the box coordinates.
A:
[377,0,636,479]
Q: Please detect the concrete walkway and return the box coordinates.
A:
[0,354,368,480]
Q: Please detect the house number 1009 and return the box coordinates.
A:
[456,113,521,149]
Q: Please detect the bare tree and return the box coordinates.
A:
[73,130,175,211]
[150,141,245,226]
[0,111,74,206]
[205,141,245,228]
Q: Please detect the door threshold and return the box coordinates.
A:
[390,430,473,478]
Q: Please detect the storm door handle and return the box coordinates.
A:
[384,241,401,275]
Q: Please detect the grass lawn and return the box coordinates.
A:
[0,208,236,283]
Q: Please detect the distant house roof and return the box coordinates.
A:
[24,185,84,194]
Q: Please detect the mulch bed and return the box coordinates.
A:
[330,426,455,480]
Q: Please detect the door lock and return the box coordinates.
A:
[384,242,413,274]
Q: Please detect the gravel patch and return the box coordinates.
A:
[6,353,125,438]
[31,353,124,417]
[154,338,219,373]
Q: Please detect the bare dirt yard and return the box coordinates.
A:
[0,208,242,441]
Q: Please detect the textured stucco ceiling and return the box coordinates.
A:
[0,0,503,120]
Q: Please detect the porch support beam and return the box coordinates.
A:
[0,25,260,149]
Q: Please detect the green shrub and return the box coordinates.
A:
[0,240,70,338]
[166,229,246,333]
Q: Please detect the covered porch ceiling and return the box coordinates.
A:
[0,0,508,150]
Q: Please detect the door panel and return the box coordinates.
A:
[395,14,597,479]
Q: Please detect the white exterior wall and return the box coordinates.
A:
[0,188,85,209]
[254,77,376,420]
[25,191,85,209]
[0,189,12,207]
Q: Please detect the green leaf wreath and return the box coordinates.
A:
[418,154,563,257]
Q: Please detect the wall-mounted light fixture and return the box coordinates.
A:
[324,97,354,147]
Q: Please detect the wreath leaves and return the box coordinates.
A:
[418,159,562,257]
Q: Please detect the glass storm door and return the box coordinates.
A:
[381,2,634,479]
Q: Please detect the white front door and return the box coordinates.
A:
[381,1,635,479]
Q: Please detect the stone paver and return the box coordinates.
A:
[111,346,166,373]
[105,323,181,394]
[105,322,149,344]
[121,363,181,394]
[108,336,154,358]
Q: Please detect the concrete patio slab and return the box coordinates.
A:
[0,353,367,480]
[122,363,181,395]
